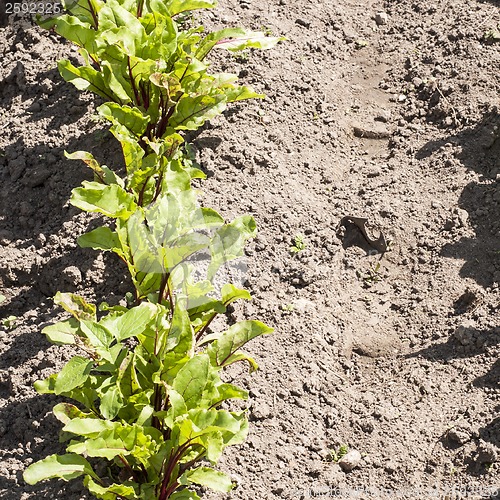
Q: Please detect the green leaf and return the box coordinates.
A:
[54,292,96,321]
[169,94,227,131]
[181,467,233,492]
[65,150,122,186]
[53,403,96,425]
[221,284,251,305]
[214,31,286,52]
[84,476,137,499]
[172,354,209,409]
[112,302,158,341]
[71,181,136,219]
[54,356,93,395]
[78,227,122,253]
[169,490,200,500]
[98,103,150,137]
[23,454,97,485]
[100,385,124,420]
[209,321,273,369]
[58,60,117,102]
[165,0,216,16]
[42,317,79,345]
[207,215,257,280]
[79,320,114,360]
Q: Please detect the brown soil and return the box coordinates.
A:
[1,1,499,499]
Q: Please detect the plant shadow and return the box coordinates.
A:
[416,106,500,288]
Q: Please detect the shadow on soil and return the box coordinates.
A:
[416,106,500,288]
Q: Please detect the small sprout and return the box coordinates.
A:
[281,303,295,313]
[290,233,307,253]
[329,444,349,463]
[355,39,368,48]
[0,294,5,304]
[357,262,382,286]
[2,316,17,330]
[484,28,500,43]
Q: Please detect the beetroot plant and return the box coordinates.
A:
[24,0,281,497]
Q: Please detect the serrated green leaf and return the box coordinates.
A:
[23,454,97,485]
[54,356,93,395]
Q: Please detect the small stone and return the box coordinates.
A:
[375,12,388,26]
[338,449,362,472]
[375,110,391,123]
[296,18,311,28]
[28,101,41,113]
[366,165,382,177]
[447,427,471,445]
[453,323,475,346]
[62,266,83,287]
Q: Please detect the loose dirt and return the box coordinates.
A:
[0,1,499,499]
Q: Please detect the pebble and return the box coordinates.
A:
[375,12,388,26]
[338,449,362,472]
[447,427,471,445]
[375,110,391,123]
[28,101,41,113]
[62,266,83,286]
[296,18,311,28]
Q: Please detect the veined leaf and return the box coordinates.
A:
[165,0,216,16]
[208,320,273,368]
[58,60,118,103]
[53,402,96,425]
[169,94,226,131]
[78,227,123,253]
[221,284,251,305]
[55,292,96,321]
[71,181,136,219]
[180,467,233,493]
[98,103,150,137]
[42,317,79,345]
[23,454,98,485]
[207,215,257,280]
[172,354,209,409]
[54,356,93,395]
[84,476,137,499]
